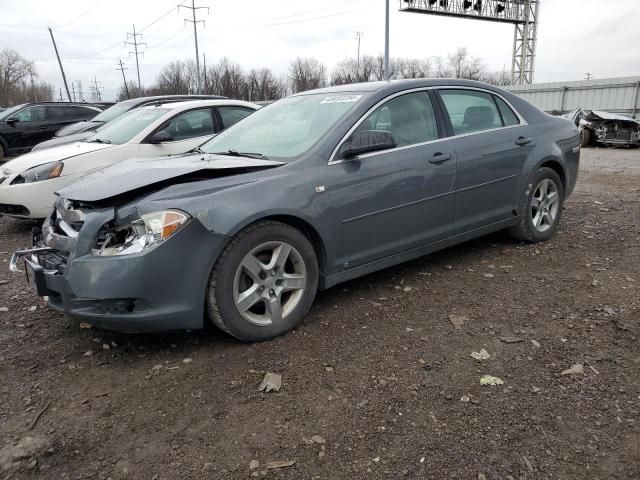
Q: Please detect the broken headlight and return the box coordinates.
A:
[94,210,191,256]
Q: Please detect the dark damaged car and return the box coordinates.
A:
[11,79,581,341]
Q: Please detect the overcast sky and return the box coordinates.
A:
[1,0,639,101]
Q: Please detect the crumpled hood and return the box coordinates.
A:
[57,153,285,202]
[1,142,114,175]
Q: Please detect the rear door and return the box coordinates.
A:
[326,90,457,270]
[139,107,216,156]
[436,88,533,234]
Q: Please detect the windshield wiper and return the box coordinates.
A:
[87,138,111,144]
[213,149,267,159]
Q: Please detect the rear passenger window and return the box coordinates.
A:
[494,96,520,126]
[439,90,503,135]
[354,92,439,148]
[73,107,100,119]
[218,106,253,129]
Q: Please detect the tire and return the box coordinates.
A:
[206,220,319,342]
[580,128,592,148]
[508,167,564,243]
[0,142,5,161]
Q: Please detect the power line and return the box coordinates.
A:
[52,0,101,29]
[125,24,146,91]
[139,3,183,33]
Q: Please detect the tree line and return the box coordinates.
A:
[0,47,511,107]
[0,49,54,106]
[120,47,511,101]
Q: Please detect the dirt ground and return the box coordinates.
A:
[1,147,639,480]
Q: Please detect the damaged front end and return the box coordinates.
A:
[10,197,228,332]
[574,108,640,147]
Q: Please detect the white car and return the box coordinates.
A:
[0,99,258,219]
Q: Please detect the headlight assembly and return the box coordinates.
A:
[11,161,64,184]
[95,210,191,256]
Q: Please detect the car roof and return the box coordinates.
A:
[118,94,226,107]
[295,78,512,96]
[137,99,259,111]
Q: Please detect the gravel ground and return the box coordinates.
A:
[1,147,639,480]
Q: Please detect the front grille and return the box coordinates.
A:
[35,249,69,273]
[51,203,85,238]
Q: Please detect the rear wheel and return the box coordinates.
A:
[508,167,564,243]
[0,143,5,161]
[207,221,319,341]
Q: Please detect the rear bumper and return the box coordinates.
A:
[14,211,228,332]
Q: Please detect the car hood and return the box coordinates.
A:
[32,131,95,151]
[56,120,102,137]
[57,153,285,202]
[0,142,114,175]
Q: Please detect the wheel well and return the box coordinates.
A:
[260,215,327,275]
[540,160,566,192]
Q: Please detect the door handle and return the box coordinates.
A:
[515,136,533,146]
[429,152,453,164]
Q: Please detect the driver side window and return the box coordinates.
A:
[16,106,46,122]
[156,109,214,142]
[353,92,439,148]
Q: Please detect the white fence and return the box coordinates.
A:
[506,76,640,118]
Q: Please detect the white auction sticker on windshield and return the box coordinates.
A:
[320,95,362,104]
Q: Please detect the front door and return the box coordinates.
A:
[326,91,457,271]
[139,108,216,156]
[8,105,48,152]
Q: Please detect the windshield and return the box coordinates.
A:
[91,101,136,123]
[85,107,169,145]
[200,93,364,159]
[0,104,25,121]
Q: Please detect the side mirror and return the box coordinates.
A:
[341,130,396,159]
[148,130,173,144]
[6,117,19,126]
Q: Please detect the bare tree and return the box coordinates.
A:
[289,57,327,93]
[0,49,53,105]
[154,60,197,95]
[246,68,286,101]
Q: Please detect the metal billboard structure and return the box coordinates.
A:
[399,0,541,85]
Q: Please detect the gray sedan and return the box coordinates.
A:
[11,79,580,341]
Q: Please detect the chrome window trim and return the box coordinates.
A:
[328,86,528,166]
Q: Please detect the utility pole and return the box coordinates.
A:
[48,27,72,101]
[76,81,84,102]
[58,88,63,101]
[585,73,592,81]
[71,82,76,102]
[180,0,209,94]
[355,31,363,70]
[203,52,207,92]
[91,76,103,101]
[125,24,146,92]
[117,58,130,99]
[384,0,390,81]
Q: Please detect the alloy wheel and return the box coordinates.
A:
[232,241,307,326]
[531,178,560,233]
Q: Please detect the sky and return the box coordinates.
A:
[1,0,639,101]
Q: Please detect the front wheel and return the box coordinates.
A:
[508,167,564,243]
[207,220,319,342]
